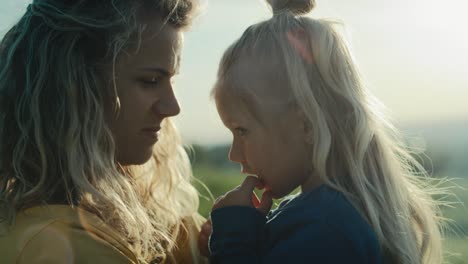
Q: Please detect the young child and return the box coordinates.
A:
[205,0,444,263]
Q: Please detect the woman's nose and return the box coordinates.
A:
[153,84,180,117]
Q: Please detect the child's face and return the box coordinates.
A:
[215,89,313,199]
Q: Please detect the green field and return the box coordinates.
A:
[445,237,468,264]
[192,165,468,263]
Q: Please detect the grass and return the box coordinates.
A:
[444,237,468,263]
[192,165,244,217]
[442,178,468,263]
[193,165,468,263]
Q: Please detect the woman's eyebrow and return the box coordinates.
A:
[138,67,178,76]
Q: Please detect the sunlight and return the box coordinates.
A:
[415,0,468,44]
[419,0,468,74]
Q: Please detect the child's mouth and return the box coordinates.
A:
[256,175,266,189]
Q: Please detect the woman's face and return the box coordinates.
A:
[110,18,182,165]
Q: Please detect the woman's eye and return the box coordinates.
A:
[234,127,248,136]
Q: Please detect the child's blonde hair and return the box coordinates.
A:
[212,0,444,263]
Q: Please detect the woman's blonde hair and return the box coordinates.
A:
[212,0,444,263]
[0,0,199,262]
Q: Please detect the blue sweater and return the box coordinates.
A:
[209,185,382,263]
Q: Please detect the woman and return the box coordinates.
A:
[0,0,206,263]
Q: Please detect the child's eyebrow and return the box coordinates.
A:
[220,118,236,128]
[228,121,244,128]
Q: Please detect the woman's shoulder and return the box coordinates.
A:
[0,205,138,264]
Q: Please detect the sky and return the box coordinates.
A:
[1,0,467,145]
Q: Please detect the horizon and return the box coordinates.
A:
[189,118,468,147]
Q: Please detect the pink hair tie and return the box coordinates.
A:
[286,30,314,64]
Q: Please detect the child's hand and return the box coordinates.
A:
[198,218,212,257]
[212,175,273,215]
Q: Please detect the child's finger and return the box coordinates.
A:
[257,191,273,215]
[239,175,259,193]
[255,178,265,190]
[198,219,212,257]
[201,219,212,234]
[198,231,210,257]
[251,192,260,207]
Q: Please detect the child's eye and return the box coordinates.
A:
[141,76,161,86]
[234,127,248,136]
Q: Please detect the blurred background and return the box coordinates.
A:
[1,0,467,262]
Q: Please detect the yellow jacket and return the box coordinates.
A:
[0,205,208,263]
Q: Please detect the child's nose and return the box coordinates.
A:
[228,144,244,164]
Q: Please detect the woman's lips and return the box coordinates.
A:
[141,127,160,141]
